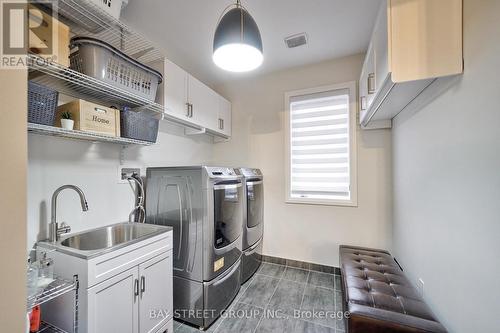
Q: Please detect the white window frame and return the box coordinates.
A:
[284,81,358,207]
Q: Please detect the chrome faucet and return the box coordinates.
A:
[50,185,89,243]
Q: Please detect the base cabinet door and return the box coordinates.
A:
[139,251,173,333]
[87,267,139,333]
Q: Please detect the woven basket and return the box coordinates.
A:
[28,81,58,126]
[120,109,159,143]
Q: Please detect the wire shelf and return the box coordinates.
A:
[27,277,76,311]
[28,54,164,117]
[34,321,69,333]
[33,0,164,64]
[28,122,154,146]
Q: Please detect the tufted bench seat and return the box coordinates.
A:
[339,245,447,333]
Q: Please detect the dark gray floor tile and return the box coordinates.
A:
[255,317,298,333]
[282,267,309,283]
[301,285,335,311]
[238,274,280,308]
[267,279,305,315]
[334,275,342,291]
[216,302,263,333]
[336,317,346,331]
[205,315,224,333]
[286,259,310,270]
[301,285,339,328]
[235,275,256,302]
[334,290,343,309]
[262,255,287,265]
[257,262,286,278]
[308,271,335,289]
[175,323,201,333]
[293,320,336,333]
[309,263,336,274]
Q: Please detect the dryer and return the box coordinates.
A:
[236,168,264,283]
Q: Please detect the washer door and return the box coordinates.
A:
[213,182,243,249]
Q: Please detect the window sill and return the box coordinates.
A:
[285,198,358,207]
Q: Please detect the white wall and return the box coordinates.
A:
[391,0,500,332]
[28,122,214,250]
[214,54,393,267]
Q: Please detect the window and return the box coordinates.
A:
[285,82,357,206]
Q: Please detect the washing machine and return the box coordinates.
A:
[146,166,243,329]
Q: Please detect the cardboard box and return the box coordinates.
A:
[56,100,121,137]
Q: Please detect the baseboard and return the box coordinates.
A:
[261,255,341,275]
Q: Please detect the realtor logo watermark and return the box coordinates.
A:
[1,0,59,69]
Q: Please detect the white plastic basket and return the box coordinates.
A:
[88,0,128,20]
[70,37,163,102]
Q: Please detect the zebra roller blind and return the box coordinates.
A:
[289,89,351,201]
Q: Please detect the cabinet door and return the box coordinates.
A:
[359,65,368,121]
[217,96,232,137]
[139,251,173,333]
[364,44,376,109]
[164,60,189,119]
[188,75,219,130]
[87,267,139,333]
[373,0,389,90]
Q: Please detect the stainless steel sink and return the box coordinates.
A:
[61,223,160,251]
[38,222,171,259]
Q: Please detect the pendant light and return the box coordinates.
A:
[213,0,263,72]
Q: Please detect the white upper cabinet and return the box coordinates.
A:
[359,0,463,129]
[163,60,189,120]
[218,96,232,137]
[154,58,232,138]
[187,74,219,131]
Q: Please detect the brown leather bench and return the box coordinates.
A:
[339,245,447,333]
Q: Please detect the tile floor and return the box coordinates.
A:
[174,262,346,333]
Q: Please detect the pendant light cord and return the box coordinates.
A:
[215,0,248,27]
[240,1,244,42]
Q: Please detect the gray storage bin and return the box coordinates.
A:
[69,37,163,102]
[28,81,58,126]
[120,108,159,143]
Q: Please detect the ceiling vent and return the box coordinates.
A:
[284,33,308,49]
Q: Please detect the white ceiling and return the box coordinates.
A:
[122,0,382,86]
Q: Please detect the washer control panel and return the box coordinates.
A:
[205,166,237,177]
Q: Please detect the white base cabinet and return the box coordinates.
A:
[87,251,172,333]
[139,252,173,333]
[39,230,173,333]
[87,267,139,333]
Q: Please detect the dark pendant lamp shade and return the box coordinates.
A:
[213,3,263,72]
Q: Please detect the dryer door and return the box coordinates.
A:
[245,179,264,248]
[247,180,263,228]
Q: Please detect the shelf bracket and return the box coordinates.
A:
[184,127,206,136]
